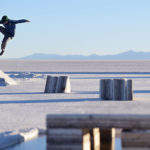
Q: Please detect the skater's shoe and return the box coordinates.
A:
[0,50,4,56]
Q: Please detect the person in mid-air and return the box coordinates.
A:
[0,16,30,56]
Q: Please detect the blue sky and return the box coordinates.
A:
[1,0,150,58]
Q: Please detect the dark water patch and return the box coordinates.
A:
[5,136,46,150]
[5,135,145,150]
[6,136,122,150]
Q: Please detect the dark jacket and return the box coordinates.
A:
[0,19,28,37]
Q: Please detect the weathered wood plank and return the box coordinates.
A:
[122,130,150,147]
[100,78,133,101]
[126,79,133,100]
[82,128,91,150]
[100,128,115,141]
[47,144,82,150]
[47,128,91,150]
[100,128,115,150]
[100,79,113,100]
[47,129,83,145]
[47,114,150,129]
[50,76,58,93]
[92,128,100,150]
[44,76,52,93]
[55,76,71,93]
[47,128,82,136]
[44,76,58,93]
[113,79,126,100]
[47,136,82,144]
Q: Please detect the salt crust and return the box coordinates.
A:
[0,128,44,149]
[0,71,17,86]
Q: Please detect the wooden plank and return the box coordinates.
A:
[100,140,114,150]
[47,128,82,136]
[100,128,115,141]
[44,76,58,93]
[113,79,126,100]
[100,79,113,100]
[122,130,150,147]
[82,128,91,150]
[122,148,149,150]
[55,76,66,93]
[47,128,91,150]
[44,76,52,93]
[100,128,115,150]
[126,79,133,100]
[55,76,71,93]
[47,129,83,145]
[47,136,82,144]
[87,128,100,150]
[47,114,150,129]
[47,144,82,150]
[50,77,58,93]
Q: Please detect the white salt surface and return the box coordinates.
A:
[1,60,150,148]
[0,70,17,86]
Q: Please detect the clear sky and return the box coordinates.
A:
[1,0,150,58]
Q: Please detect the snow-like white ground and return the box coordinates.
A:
[0,60,150,134]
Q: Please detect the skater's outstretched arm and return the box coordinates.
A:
[10,19,30,24]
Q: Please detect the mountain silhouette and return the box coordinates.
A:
[21,50,150,60]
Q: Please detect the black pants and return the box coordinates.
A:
[0,26,12,50]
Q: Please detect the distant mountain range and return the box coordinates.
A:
[21,50,150,60]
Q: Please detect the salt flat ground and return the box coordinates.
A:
[0,60,150,133]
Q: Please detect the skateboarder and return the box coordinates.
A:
[0,16,30,55]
